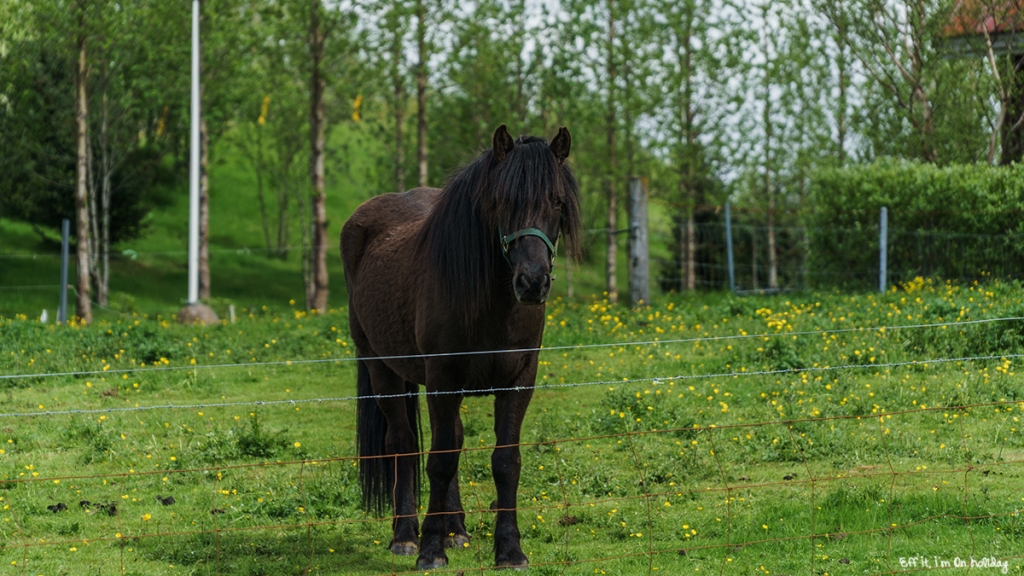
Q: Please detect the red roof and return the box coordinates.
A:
[946,0,1024,37]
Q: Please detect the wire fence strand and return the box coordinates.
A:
[1,348,1020,420]
[3,314,1021,382]
[0,415,1018,574]
[0,318,1020,574]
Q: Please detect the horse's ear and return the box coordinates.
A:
[550,126,571,164]
[492,124,515,164]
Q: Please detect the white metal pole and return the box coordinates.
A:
[187,0,201,304]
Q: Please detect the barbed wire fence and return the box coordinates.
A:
[0,318,1022,574]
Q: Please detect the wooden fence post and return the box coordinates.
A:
[628,177,649,307]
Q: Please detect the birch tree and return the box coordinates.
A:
[818,0,954,162]
[657,0,736,290]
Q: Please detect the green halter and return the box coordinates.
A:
[500,227,557,266]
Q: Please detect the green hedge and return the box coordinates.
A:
[808,160,1024,288]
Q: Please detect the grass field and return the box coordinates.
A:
[2,128,1022,574]
[1,277,1023,575]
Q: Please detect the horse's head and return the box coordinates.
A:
[488,124,581,306]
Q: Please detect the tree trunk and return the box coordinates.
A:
[686,211,695,290]
[605,0,618,303]
[751,227,757,291]
[275,165,290,256]
[99,88,110,306]
[683,11,696,292]
[309,0,329,312]
[416,0,428,188]
[908,1,936,164]
[75,24,92,323]
[916,86,936,163]
[87,124,99,294]
[836,36,848,166]
[565,257,573,299]
[393,22,405,193]
[513,0,526,126]
[294,183,312,308]
[1001,55,1024,165]
[252,118,272,254]
[199,118,211,300]
[763,27,777,290]
[767,196,777,289]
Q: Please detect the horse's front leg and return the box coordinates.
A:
[417,393,464,570]
[492,384,534,568]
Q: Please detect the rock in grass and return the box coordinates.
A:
[177,303,219,325]
[47,503,67,513]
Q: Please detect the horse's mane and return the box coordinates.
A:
[419,135,582,325]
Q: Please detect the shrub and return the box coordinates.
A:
[809,160,1024,287]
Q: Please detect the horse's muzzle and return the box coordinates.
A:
[513,272,551,305]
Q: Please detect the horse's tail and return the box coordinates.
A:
[356,360,421,516]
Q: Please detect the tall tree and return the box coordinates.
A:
[196,0,258,300]
[657,0,732,291]
[734,0,819,290]
[817,0,855,165]
[75,0,92,323]
[819,0,954,163]
[415,0,428,187]
[947,0,1024,164]
[380,1,409,192]
[308,0,329,312]
[440,0,537,156]
[605,0,618,303]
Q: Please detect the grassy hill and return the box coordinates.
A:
[0,125,650,319]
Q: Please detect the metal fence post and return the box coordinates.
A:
[725,202,736,293]
[879,206,888,293]
[628,177,649,307]
[58,218,70,324]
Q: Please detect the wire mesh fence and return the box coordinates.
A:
[650,208,1024,294]
[8,205,1024,321]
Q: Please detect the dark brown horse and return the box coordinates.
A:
[341,125,581,570]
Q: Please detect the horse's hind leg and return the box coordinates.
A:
[445,414,471,549]
[366,361,420,556]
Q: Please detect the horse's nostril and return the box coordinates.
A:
[515,274,531,293]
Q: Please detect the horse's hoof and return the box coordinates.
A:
[390,541,418,556]
[445,533,471,549]
[497,550,529,570]
[416,555,448,570]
